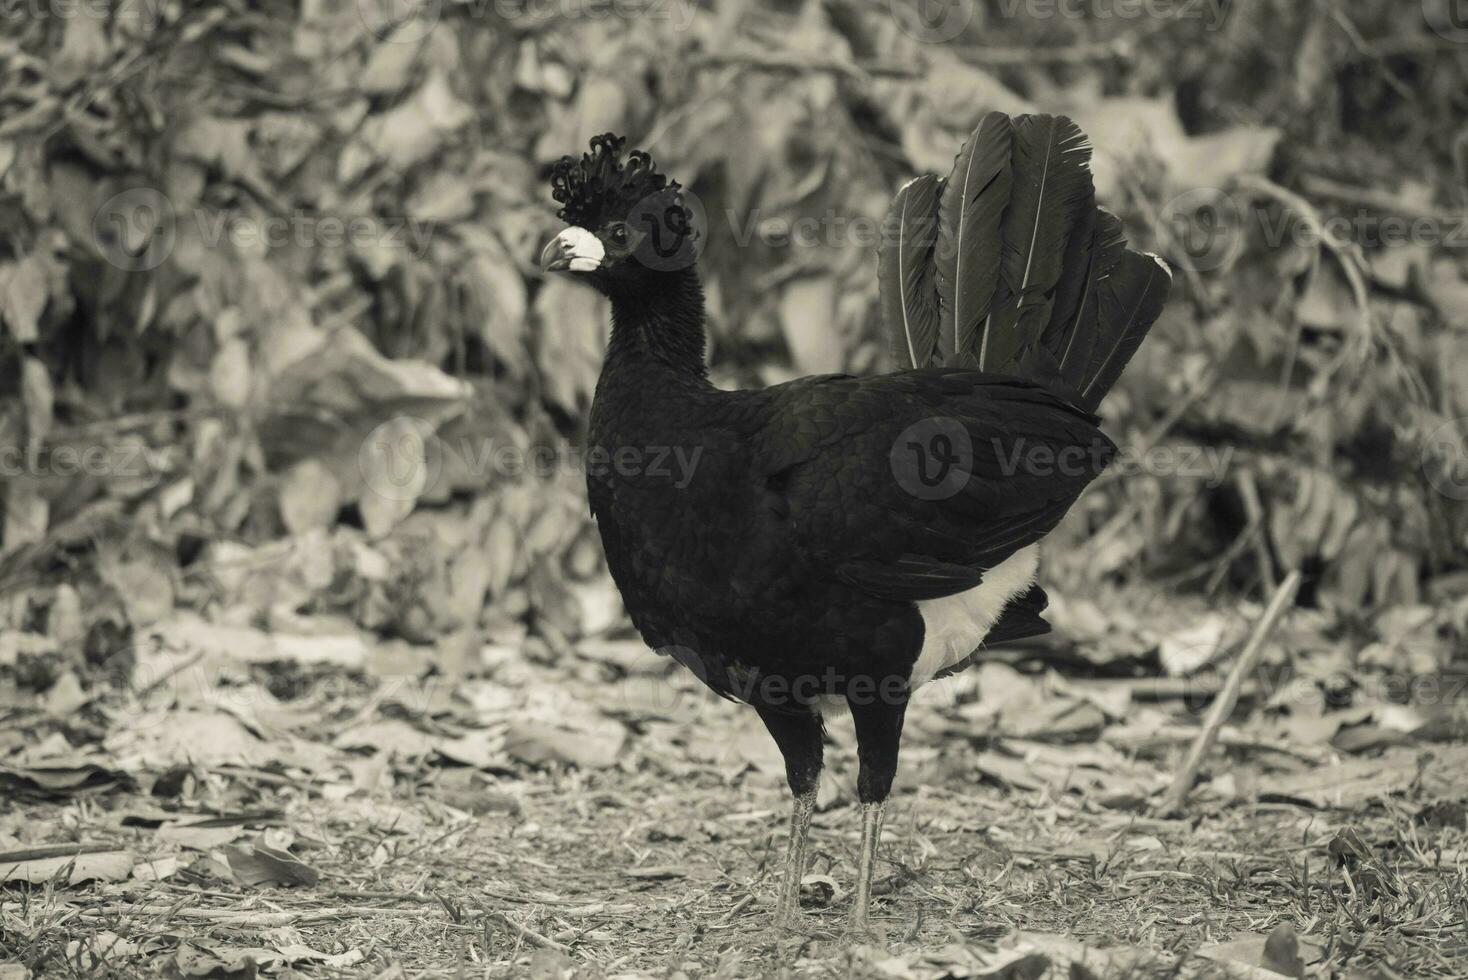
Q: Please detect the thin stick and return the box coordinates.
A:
[0,844,121,863]
[487,912,570,953]
[1154,571,1302,816]
[1236,470,1277,594]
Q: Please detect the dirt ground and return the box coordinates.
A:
[4,614,1467,979]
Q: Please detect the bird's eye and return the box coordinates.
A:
[608,224,629,247]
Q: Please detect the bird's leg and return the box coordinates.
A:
[775,786,817,927]
[850,799,886,933]
[755,705,825,930]
[847,684,909,935]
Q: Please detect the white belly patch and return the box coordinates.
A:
[907,545,1040,690]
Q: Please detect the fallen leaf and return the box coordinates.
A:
[334,718,440,758]
[1199,930,1311,978]
[0,758,124,798]
[66,930,145,964]
[106,709,269,769]
[278,460,342,534]
[132,855,182,881]
[43,670,88,716]
[1,849,134,885]
[1258,745,1468,808]
[100,558,175,629]
[166,944,260,979]
[275,945,364,969]
[1158,615,1228,676]
[504,717,626,770]
[434,728,510,770]
[224,842,321,887]
[158,822,247,852]
[0,252,51,342]
[1263,922,1307,978]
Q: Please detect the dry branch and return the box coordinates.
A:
[1154,571,1303,816]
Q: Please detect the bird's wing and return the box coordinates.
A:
[747,369,1113,602]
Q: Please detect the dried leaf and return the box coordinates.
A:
[224,842,321,887]
[505,717,626,770]
[1262,922,1307,978]
[1,849,134,885]
[278,460,342,535]
[158,822,247,851]
[356,69,473,174]
[0,253,50,343]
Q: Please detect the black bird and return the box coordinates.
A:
[539,114,1171,931]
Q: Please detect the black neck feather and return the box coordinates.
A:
[604,268,709,380]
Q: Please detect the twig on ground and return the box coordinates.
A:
[326,889,437,903]
[487,911,570,953]
[135,651,204,700]
[715,893,756,925]
[0,843,121,863]
[1154,571,1302,816]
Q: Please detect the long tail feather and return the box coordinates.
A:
[878,174,943,370]
[876,111,1171,413]
[935,112,1013,365]
[980,115,1094,373]
[1053,209,1126,390]
[1078,251,1172,410]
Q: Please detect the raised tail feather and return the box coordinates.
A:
[878,111,1172,412]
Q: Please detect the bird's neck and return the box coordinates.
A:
[603,268,710,382]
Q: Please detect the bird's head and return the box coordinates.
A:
[540,134,699,299]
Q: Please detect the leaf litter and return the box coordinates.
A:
[3,566,1466,979]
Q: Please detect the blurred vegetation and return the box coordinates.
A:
[0,0,1466,675]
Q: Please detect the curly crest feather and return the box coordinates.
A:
[551,133,693,240]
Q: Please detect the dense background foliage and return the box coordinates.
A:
[2,0,1466,668]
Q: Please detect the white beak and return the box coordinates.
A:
[540,227,605,274]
